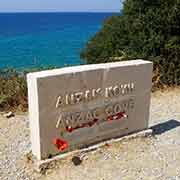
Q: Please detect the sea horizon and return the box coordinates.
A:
[0,12,119,70]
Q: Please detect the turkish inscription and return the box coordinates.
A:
[55,82,135,134]
[56,82,135,108]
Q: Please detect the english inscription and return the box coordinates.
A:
[56,98,135,134]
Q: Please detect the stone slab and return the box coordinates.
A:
[27,60,153,160]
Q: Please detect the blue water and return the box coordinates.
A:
[0,12,117,69]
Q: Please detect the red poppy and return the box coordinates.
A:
[116,112,124,119]
[65,118,100,133]
[53,138,68,151]
[93,118,98,123]
[117,112,127,119]
[66,126,74,132]
[88,121,94,127]
[107,115,113,122]
[107,112,126,122]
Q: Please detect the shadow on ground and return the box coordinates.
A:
[150,119,180,135]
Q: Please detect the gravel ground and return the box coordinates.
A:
[0,88,180,180]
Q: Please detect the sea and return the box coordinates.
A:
[0,12,118,70]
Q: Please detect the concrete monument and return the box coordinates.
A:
[27,60,153,160]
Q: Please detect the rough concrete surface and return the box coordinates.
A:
[27,60,153,160]
[0,88,180,180]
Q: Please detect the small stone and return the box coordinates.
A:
[72,156,82,166]
[3,111,15,118]
[24,151,34,164]
[105,143,111,148]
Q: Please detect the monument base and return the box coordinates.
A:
[28,129,153,173]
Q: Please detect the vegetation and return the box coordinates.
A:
[0,69,27,111]
[0,67,55,111]
[1,0,180,111]
[81,0,180,89]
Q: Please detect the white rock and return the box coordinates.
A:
[3,111,14,118]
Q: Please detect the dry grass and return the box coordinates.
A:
[0,67,55,112]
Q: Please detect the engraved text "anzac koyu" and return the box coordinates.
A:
[56,82,135,108]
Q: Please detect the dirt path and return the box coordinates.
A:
[0,88,180,180]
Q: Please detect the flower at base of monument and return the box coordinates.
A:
[107,112,127,122]
[88,121,94,127]
[66,126,74,132]
[116,112,126,119]
[107,115,113,122]
[66,118,100,133]
[93,118,98,123]
[53,138,68,151]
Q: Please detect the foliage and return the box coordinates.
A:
[0,69,27,111]
[0,66,56,111]
[81,0,180,88]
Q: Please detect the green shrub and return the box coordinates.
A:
[81,0,180,89]
[0,69,27,111]
[0,66,56,111]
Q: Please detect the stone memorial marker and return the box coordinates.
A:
[27,60,153,160]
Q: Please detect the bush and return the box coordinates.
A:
[0,66,56,111]
[81,0,180,89]
[0,69,27,111]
